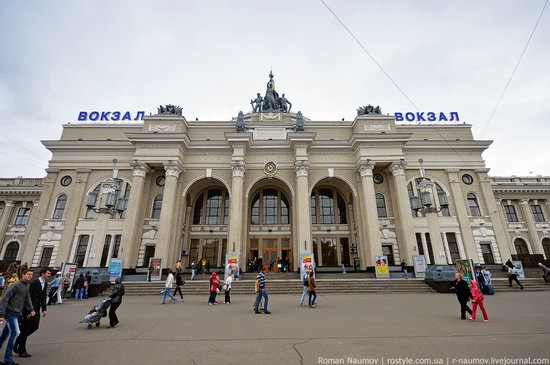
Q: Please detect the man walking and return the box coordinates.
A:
[161,269,177,304]
[254,267,270,314]
[401,259,408,279]
[15,267,50,358]
[0,268,35,365]
[147,261,155,282]
[107,278,125,328]
[299,269,309,307]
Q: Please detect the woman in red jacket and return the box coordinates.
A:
[208,272,219,305]
[470,279,489,322]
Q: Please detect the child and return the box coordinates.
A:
[470,280,489,323]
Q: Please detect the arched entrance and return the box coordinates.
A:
[542,238,550,259]
[514,238,530,255]
[3,241,20,262]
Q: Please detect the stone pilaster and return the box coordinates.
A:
[295,160,312,253]
[387,160,413,263]
[228,160,245,257]
[519,198,542,254]
[357,160,382,266]
[155,162,183,267]
[0,201,15,248]
[119,162,150,268]
[426,210,447,264]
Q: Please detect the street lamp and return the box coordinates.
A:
[86,158,128,216]
[410,158,448,215]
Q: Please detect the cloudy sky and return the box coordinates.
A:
[0,0,548,178]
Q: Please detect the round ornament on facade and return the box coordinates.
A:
[156,176,166,187]
[462,174,473,185]
[373,174,384,184]
[60,175,72,186]
[264,162,277,175]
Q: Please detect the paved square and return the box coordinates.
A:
[14,291,550,365]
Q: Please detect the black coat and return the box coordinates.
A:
[24,279,47,315]
[74,277,85,289]
[452,279,472,302]
[109,283,125,304]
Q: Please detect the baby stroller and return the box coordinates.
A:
[81,297,111,329]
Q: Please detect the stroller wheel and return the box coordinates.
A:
[95,322,100,327]
[87,324,93,329]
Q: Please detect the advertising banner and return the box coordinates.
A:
[60,263,78,292]
[456,259,475,283]
[374,256,390,278]
[225,254,240,280]
[108,258,124,282]
[299,253,315,278]
[149,258,163,281]
[412,255,427,278]
[512,260,526,279]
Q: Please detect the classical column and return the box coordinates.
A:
[119,162,150,268]
[387,160,414,263]
[426,211,447,264]
[476,170,512,263]
[0,201,15,247]
[228,161,245,257]
[295,160,312,253]
[446,170,479,260]
[420,233,430,264]
[441,232,452,264]
[155,162,183,267]
[519,198,543,255]
[357,161,382,265]
[455,232,467,260]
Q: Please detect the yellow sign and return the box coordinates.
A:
[374,255,390,278]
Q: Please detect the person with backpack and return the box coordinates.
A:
[299,270,310,307]
[107,278,125,328]
[174,271,184,301]
[507,265,524,289]
[470,279,489,323]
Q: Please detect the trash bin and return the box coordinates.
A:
[424,265,457,293]
[353,257,361,272]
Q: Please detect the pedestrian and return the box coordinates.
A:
[269,257,275,272]
[14,267,50,358]
[208,272,219,305]
[470,279,489,323]
[481,266,494,295]
[161,269,177,304]
[451,272,472,320]
[507,265,524,289]
[74,274,85,300]
[257,257,263,273]
[48,272,62,305]
[299,270,309,307]
[224,272,233,304]
[0,268,35,365]
[0,273,5,297]
[505,259,514,270]
[401,259,408,279]
[107,277,125,328]
[191,261,196,281]
[252,273,264,311]
[308,271,317,308]
[174,271,184,301]
[205,260,211,274]
[538,262,550,282]
[254,267,270,314]
[61,274,70,301]
[83,271,91,299]
[175,260,182,274]
[147,261,154,282]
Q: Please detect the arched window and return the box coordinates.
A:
[310,188,347,224]
[151,195,163,219]
[249,189,291,225]
[514,238,529,255]
[52,194,67,219]
[192,188,230,225]
[407,178,451,217]
[3,241,19,261]
[467,193,481,216]
[376,193,387,218]
[542,238,550,259]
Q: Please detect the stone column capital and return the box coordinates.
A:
[357,160,375,177]
[33,200,40,207]
[164,162,183,178]
[4,200,15,207]
[387,160,407,177]
[294,160,309,177]
[130,161,151,178]
[519,198,530,206]
[231,161,246,178]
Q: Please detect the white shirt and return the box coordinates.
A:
[165,273,174,288]
[225,276,233,289]
[39,277,46,291]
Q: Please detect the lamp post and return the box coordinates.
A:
[86,158,128,216]
[410,158,449,215]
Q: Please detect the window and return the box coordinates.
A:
[52,194,67,219]
[462,174,473,185]
[281,194,289,225]
[340,237,350,266]
[425,233,435,264]
[75,235,89,267]
[436,185,450,217]
[111,235,121,259]
[311,188,347,225]
[224,196,230,225]
[151,195,163,219]
[156,176,166,186]
[504,205,519,222]
[310,195,317,224]
[446,233,461,263]
[119,184,131,219]
[514,238,529,255]
[193,194,204,224]
[376,193,387,218]
[382,245,395,266]
[321,237,338,266]
[202,238,219,266]
[205,189,223,225]
[14,207,30,225]
[3,241,19,261]
[531,205,545,223]
[0,206,3,219]
[263,189,278,225]
[189,239,200,265]
[318,189,335,224]
[251,193,260,225]
[467,193,481,216]
[60,175,72,186]
[39,247,53,267]
[249,189,290,225]
[416,233,424,256]
[337,193,347,224]
[192,189,230,225]
[543,238,550,259]
[100,235,112,267]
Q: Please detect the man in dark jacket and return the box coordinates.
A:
[0,268,35,365]
[108,278,125,328]
[15,267,51,357]
[451,272,472,320]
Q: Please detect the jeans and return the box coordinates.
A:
[254,288,269,312]
[162,288,176,303]
[75,288,84,300]
[191,269,196,281]
[402,269,408,279]
[84,286,88,299]
[308,291,317,306]
[299,286,308,305]
[0,311,21,363]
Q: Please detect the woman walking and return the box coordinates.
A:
[224,272,233,304]
[161,269,177,304]
[308,271,317,308]
[208,272,219,305]
[174,271,184,301]
[108,277,125,328]
[451,272,472,320]
[470,280,489,323]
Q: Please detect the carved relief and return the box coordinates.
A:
[388,160,407,176]
[294,160,309,177]
[130,161,150,178]
[357,160,375,178]
[231,161,246,178]
[164,162,183,178]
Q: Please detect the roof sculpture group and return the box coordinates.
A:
[357,104,382,116]
[157,104,183,116]
[250,71,292,113]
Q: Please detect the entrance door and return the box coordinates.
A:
[480,243,495,264]
[262,249,278,272]
[144,246,155,268]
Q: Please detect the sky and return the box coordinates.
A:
[0,0,549,178]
